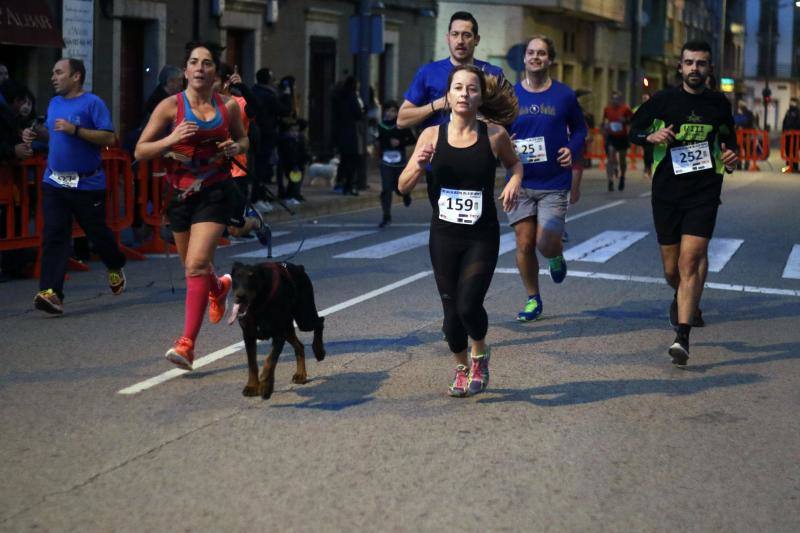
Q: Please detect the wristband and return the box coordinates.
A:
[430,101,436,113]
[73,125,80,137]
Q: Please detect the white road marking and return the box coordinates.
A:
[143,232,291,260]
[707,238,744,272]
[312,222,430,227]
[639,191,652,198]
[782,244,800,279]
[335,231,429,259]
[498,232,517,256]
[565,200,626,222]
[118,270,433,395]
[564,230,649,263]
[233,230,376,259]
[494,268,800,296]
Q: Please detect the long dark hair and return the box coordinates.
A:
[446,64,518,125]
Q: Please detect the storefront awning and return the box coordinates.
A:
[0,0,64,48]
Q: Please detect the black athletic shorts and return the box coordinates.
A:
[652,200,720,245]
[167,180,244,232]
[605,135,630,153]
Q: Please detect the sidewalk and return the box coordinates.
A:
[257,159,427,224]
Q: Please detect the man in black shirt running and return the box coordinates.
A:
[630,40,738,366]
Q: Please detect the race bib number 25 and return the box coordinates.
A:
[513,137,547,164]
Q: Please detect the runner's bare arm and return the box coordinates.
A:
[491,125,523,212]
[398,127,436,194]
[52,119,116,147]
[135,97,197,161]
[216,98,249,158]
[397,97,447,129]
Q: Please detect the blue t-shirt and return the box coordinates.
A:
[43,92,114,190]
[509,80,587,190]
[403,58,505,129]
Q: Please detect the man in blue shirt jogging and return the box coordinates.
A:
[397,11,504,130]
[506,35,587,322]
[23,58,127,315]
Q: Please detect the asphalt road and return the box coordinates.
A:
[1,168,799,532]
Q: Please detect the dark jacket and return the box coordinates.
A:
[251,83,290,145]
[782,105,800,131]
[331,90,364,155]
[0,103,19,163]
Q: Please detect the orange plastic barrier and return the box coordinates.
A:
[0,148,142,278]
[627,144,643,170]
[736,128,769,171]
[134,158,175,254]
[781,130,800,172]
[585,128,607,170]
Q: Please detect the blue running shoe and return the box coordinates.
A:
[548,255,567,284]
[517,294,543,322]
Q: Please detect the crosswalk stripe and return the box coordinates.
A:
[233,230,377,259]
[498,232,517,256]
[563,230,648,263]
[783,244,800,279]
[707,238,744,272]
[335,231,429,259]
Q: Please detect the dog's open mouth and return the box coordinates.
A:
[227,301,249,325]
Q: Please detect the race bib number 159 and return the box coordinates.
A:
[438,188,482,225]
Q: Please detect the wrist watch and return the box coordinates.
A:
[73,125,80,137]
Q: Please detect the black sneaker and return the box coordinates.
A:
[618,175,625,191]
[692,308,705,328]
[402,194,412,207]
[668,335,690,366]
[378,218,391,228]
[608,181,614,192]
[668,296,678,328]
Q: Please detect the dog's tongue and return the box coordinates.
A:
[227,302,241,325]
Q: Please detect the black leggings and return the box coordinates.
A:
[429,228,499,353]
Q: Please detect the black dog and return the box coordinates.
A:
[228,261,325,399]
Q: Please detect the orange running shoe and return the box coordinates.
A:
[208,273,232,324]
[165,336,195,370]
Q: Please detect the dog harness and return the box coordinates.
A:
[264,262,294,302]
[166,91,232,196]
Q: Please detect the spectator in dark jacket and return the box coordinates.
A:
[782,97,800,172]
[143,65,183,118]
[332,76,365,196]
[277,118,310,203]
[251,68,291,205]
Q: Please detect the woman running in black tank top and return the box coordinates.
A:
[399,65,523,397]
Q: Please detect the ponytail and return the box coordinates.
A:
[447,64,518,125]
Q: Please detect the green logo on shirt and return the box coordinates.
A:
[677,123,713,141]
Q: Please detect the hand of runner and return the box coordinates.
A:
[168,121,199,145]
[433,96,448,113]
[557,147,572,167]
[54,119,77,135]
[14,143,33,159]
[499,177,521,212]
[569,187,580,205]
[229,65,242,87]
[217,139,241,158]
[417,142,435,168]
[720,142,738,171]
[646,124,675,144]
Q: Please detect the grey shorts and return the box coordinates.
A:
[506,188,568,233]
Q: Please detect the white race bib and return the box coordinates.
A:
[382,150,402,164]
[670,142,713,175]
[50,171,80,188]
[609,121,623,133]
[438,188,482,225]
[513,137,547,164]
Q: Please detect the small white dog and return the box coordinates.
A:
[308,157,340,188]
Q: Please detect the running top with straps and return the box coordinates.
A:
[429,121,498,235]
[167,91,232,191]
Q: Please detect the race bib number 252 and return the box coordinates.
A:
[670,141,712,175]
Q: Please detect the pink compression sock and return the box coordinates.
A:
[183,274,210,341]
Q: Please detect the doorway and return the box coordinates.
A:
[119,19,146,140]
[308,36,336,154]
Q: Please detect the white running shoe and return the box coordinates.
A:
[254,200,273,213]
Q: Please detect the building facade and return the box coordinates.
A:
[1,0,438,154]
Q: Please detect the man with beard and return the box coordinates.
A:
[396,11,504,130]
[629,41,738,366]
